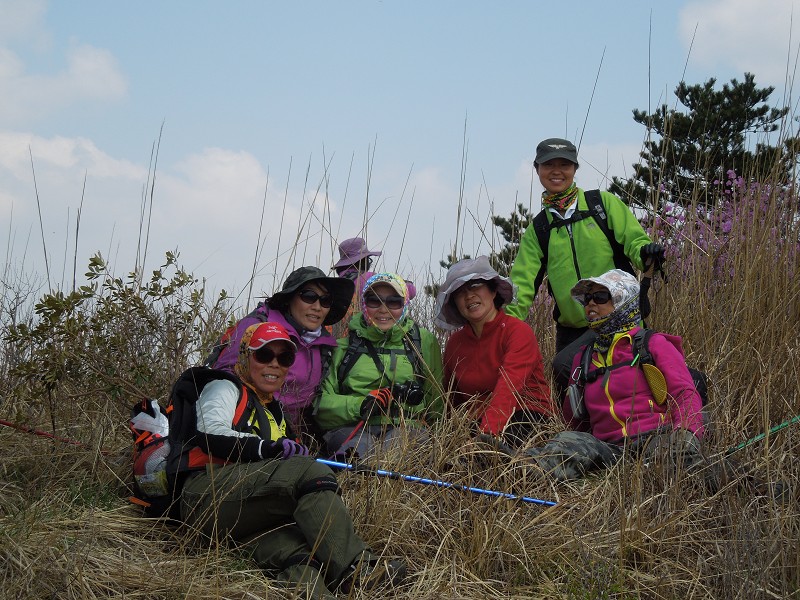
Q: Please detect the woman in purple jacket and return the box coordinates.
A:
[213,267,354,442]
[526,269,704,481]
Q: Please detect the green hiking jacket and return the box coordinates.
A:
[314,313,444,430]
[506,189,651,328]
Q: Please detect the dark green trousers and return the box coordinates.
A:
[180,456,371,598]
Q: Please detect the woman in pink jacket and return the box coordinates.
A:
[526,269,704,481]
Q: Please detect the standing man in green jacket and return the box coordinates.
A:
[505,138,663,387]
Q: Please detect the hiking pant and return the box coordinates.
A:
[180,456,371,598]
[525,429,702,481]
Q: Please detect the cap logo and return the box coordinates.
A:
[548,144,568,149]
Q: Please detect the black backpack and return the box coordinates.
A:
[129,367,242,519]
[576,329,708,406]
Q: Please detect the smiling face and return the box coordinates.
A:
[287,281,331,330]
[536,158,577,195]
[247,340,293,397]
[453,280,498,328]
[363,283,405,331]
[584,283,615,321]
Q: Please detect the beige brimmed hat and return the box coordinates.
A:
[434,256,515,330]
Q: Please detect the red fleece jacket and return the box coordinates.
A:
[443,310,553,435]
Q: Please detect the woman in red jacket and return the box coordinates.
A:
[435,256,553,447]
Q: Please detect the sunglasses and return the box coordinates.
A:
[297,289,333,308]
[582,290,613,305]
[364,293,405,310]
[251,346,296,367]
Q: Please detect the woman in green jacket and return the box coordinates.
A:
[505,138,664,390]
[315,272,443,458]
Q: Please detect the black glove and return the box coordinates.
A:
[265,437,309,460]
[640,243,665,269]
[359,388,393,421]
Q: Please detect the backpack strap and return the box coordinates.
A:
[584,190,635,276]
[532,210,551,267]
[531,210,553,297]
[316,344,334,391]
[633,328,708,406]
[631,328,655,366]
[336,324,425,392]
[403,323,425,381]
[577,340,640,386]
[579,331,708,408]
[336,329,367,392]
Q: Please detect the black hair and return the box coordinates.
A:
[448,278,504,311]
[486,280,506,309]
[335,256,372,276]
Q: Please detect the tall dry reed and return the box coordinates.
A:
[0,153,798,600]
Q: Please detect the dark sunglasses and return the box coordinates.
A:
[364,293,405,310]
[251,346,296,367]
[297,289,333,308]
[582,290,612,305]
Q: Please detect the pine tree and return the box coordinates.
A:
[609,73,799,208]
[426,204,534,297]
[423,253,471,297]
[488,203,535,276]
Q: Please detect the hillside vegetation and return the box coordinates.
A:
[1,169,798,599]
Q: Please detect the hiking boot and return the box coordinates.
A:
[337,557,407,593]
[276,563,337,600]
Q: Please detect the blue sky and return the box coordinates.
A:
[2,0,798,306]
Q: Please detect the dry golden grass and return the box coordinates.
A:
[1,179,799,599]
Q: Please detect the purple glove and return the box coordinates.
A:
[268,437,309,460]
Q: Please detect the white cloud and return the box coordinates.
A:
[680,0,800,86]
[0,43,128,124]
[0,131,144,181]
[0,0,127,126]
[59,42,128,100]
[0,0,47,46]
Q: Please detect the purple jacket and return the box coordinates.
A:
[564,326,704,442]
[214,303,337,427]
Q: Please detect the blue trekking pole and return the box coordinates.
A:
[316,458,557,507]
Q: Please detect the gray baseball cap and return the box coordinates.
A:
[535,138,578,166]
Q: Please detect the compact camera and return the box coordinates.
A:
[392,381,425,406]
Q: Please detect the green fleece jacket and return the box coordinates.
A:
[314,313,444,430]
[506,189,651,328]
